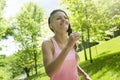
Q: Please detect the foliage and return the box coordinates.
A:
[0,55,13,80]
[0,20,7,39]
[61,0,120,41]
[0,0,6,16]
[0,0,15,39]
[0,0,6,39]
[8,1,44,78]
[6,54,24,78]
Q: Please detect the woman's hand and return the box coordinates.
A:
[67,32,79,48]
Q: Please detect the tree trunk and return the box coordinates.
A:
[23,67,30,77]
[84,0,92,63]
[32,35,38,74]
[34,50,37,74]
[87,27,92,63]
[81,28,87,60]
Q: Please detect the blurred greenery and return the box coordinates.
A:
[0,0,120,80]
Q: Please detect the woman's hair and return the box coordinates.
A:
[48,9,72,36]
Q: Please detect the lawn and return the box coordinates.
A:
[79,36,120,80]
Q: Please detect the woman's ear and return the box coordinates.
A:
[49,23,54,32]
[49,23,52,29]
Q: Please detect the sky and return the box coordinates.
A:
[3,0,60,18]
[0,0,60,56]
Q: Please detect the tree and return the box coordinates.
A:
[61,0,88,60]
[6,54,24,78]
[61,0,96,62]
[0,0,6,39]
[91,0,120,40]
[0,0,15,39]
[61,0,120,62]
[0,0,6,16]
[14,2,44,76]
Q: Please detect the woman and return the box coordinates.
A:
[42,9,91,80]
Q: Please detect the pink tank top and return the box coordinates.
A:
[50,38,79,80]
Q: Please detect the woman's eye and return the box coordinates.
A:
[65,17,68,19]
[56,18,61,20]
[56,16,68,20]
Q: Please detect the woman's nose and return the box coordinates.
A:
[61,18,66,22]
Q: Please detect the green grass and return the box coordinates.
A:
[79,36,120,61]
[78,36,120,80]
[24,67,50,80]
[25,36,120,80]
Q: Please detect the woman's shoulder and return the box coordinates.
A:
[42,38,54,53]
[42,38,54,49]
[42,38,52,45]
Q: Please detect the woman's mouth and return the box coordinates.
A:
[60,23,68,27]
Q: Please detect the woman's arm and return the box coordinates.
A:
[77,65,92,80]
[76,54,91,80]
[42,40,74,77]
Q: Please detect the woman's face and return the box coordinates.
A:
[50,11,69,34]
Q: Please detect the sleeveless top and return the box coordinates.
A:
[50,38,79,80]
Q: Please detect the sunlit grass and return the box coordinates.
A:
[78,36,120,80]
[79,36,120,62]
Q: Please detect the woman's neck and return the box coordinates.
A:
[54,33,68,44]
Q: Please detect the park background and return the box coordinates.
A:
[0,0,120,80]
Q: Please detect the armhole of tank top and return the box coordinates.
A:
[50,38,55,57]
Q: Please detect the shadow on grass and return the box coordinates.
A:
[79,51,120,79]
[97,50,111,57]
